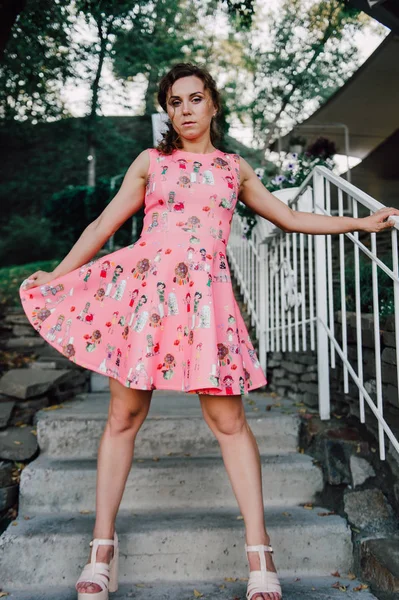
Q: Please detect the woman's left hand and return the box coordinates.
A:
[361,207,399,233]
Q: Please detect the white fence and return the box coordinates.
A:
[227,166,399,460]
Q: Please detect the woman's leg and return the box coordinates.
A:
[199,393,281,600]
[76,378,153,594]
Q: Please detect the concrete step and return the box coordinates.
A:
[2,576,378,599]
[36,391,301,459]
[19,453,323,513]
[0,507,353,589]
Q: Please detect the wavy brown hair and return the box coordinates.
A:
[156,62,222,155]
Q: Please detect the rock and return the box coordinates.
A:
[3,313,30,326]
[382,330,396,348]
[12,324,36,337]
[0,461,14,487]
[382,363,398,386]
[0,401,15,429]
[3,337,45,350]
[281,361,305,375]
[350,455,375,487]
[360,538,399,593]
[321,428,369,486]
[302,392,318,408]
[298,382,318,394]
[28,361,59,370]
[0,368,71,400]
[344,489,393,530]
[0,485,18,511]
[0,427,38,461]
[382,347,397,365]
[301,372,317,383]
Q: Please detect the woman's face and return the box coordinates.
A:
[166,75,216,142]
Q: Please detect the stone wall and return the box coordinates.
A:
[0,307,90,533]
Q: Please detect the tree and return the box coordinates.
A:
[0,0,74,121]
[0,0,27,60]
[243,0,372,164]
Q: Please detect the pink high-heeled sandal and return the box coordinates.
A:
[245,543,282,599]
[75,532,119,600]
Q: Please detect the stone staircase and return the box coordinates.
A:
[0,374,378,599]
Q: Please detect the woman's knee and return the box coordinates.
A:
[107,379,152,435]
[199,394,247,436]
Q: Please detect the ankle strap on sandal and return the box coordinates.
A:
[89,539,115,547]
[245,543,273,553]
[89,532,118,548]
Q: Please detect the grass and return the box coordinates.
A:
[0,259,61,310]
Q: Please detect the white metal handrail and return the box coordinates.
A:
[227,166,399,461]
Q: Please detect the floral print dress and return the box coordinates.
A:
[19,147,268,395]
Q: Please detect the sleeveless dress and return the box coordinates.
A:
[19,147,268,396]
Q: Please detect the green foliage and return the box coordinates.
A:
[0,115,152,228]
[0,260,61,309]
[0,0,74,121]
[266,152,334,193]
[338,254,395,316]
[245,0,373,150]
[0,215,67,268]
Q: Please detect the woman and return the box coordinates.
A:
[20,62,399,600]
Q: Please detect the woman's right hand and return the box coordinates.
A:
[20,270,56,291]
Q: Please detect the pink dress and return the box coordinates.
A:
[19,147,267,395]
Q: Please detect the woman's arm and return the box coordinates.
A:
[22,150,149,290]
[239,156,399,235]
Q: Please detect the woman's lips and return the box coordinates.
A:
[182,122,195,127]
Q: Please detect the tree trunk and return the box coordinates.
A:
[86,14,113,187]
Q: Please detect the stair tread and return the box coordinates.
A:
[3,576,377,599]
[23,452,317,470]
[2,506,350,536]
[35,390,300,421]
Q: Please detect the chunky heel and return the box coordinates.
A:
[75,531,119,599]
[108,537,119,593]
[245,543,282,599]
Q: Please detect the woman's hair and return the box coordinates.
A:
[156,62,222,155]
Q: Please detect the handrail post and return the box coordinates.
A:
[258,241,267,373]
[313,170,330,420]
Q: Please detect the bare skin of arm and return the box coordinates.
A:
[22,150,150,291]
[238,156,399,234]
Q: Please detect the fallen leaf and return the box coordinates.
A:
[193,590,203,598]
[23,516,31,520]
[353,584,369,591]
[42,404,64,411]
[13,441,22,445]
[224,577,238,582]
[266,405,272,411]
[281,512,291,517]
[236,515,244,520]
[303,503,313,510]
[294,577,301,582]
[152,457,160,462]
[347,572,356,580]
[317,511,335,517]
[135,583,146,588]
[79,510,93,514]
[331,571,341,577]
[11,522,18,526]
[0,592,9,597]
[239,577,248,581]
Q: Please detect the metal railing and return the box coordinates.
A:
[227,166,399,460]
